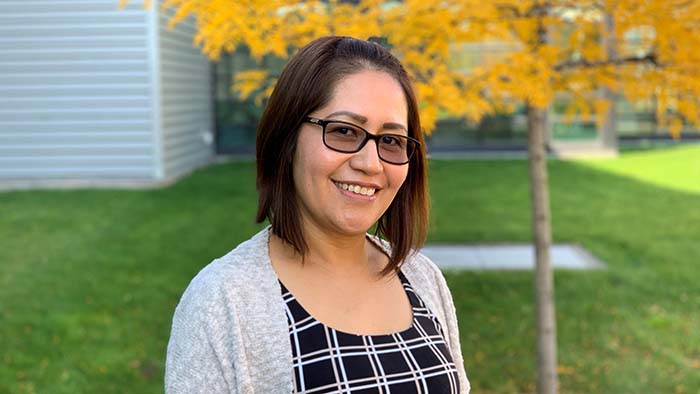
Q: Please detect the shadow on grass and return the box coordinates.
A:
[0,155,699,393]
[434,158,700,393]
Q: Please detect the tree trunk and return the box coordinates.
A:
[527,104,559,394]
[601,11,619,151]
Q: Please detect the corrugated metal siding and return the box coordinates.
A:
[0,0,156,179]
[158,8,213,180]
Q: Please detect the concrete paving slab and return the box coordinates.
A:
[420,243,606,271]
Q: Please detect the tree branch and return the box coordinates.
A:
[554,52,660,71]
[494,3,522,18]
[552,0,604,11]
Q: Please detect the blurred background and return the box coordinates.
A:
[1,1,699,393]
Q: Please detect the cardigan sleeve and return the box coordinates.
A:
[165,262,239,394]
[423,256,472,394]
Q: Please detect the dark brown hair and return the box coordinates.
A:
[255,36,428,276]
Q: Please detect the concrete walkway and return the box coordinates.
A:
[421,244,605,271]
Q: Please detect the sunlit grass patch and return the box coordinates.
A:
[576,143,700,195]
[2,145,699,393]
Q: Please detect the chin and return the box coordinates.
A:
[338,224,373,236]
[334,218,377,235]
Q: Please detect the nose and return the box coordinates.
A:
[349,139,383,174]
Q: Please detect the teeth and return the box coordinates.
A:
[335,182,376,196]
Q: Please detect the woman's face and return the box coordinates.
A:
[293,69,410,238]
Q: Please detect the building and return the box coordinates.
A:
[2,2,696,189]
[0,1,212,189]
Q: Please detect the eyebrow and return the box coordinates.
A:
[325,110,407,132]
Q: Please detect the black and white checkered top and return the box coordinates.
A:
[280,271,461,394]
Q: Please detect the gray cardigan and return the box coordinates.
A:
[165,227,470,393]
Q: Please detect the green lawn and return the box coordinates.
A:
[1,144,699,393]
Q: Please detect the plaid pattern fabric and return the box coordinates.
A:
[280,272,460,394]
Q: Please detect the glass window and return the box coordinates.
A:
[213,48,264,154]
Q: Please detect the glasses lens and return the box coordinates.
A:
[378,134,414,164]
[323,122,366,152]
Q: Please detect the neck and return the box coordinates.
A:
[273,222,385,279]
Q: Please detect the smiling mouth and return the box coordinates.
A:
[334,181,377,197]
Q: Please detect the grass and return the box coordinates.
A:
[1,144,699,393]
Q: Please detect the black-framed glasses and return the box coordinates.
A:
[304,117,420,165]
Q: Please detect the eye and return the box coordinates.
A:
[326,123,363,139]
[379,135,404,147]
[335,127,355,135]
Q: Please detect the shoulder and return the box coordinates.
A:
[401,250,453,310]
[365,234,443,281]
[168,226,282,363]
[176,227,276,315]
[166,226,293,393]
[366,234,446,293]
[402,249,444,281]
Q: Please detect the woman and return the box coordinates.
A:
[165,36,470,394]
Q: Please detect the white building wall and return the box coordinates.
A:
[0,1,156,180]
[157,6,213,180]
[0,0,213,185]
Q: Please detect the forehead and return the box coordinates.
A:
[322,70,408,125]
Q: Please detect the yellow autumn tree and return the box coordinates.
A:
[121,1,700,393]
[125,0,700,137]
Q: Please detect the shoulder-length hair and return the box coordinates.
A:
[255,36,428,276]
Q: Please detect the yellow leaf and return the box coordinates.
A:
[593,98,612,130]
[233,70,269,100]
[141,0,700,141]
[668,117,683,139]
